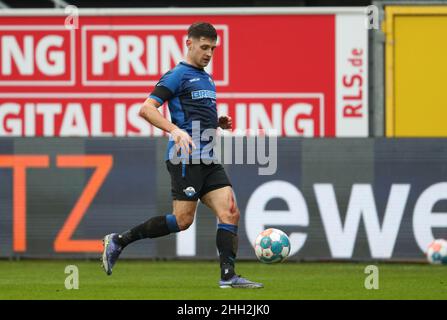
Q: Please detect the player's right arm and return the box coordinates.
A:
[140,69,196,154]
[139,98,195,154]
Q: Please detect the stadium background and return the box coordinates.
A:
[0,0,447,265]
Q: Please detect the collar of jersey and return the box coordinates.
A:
[180,61,206,71]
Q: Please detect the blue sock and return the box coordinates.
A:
[166,214,180,233]
[117,214,180,247]
[217,223,238,280]
[217,223,238,235]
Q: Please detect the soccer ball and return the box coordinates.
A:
[426,239,447,265]
[254,228,291,263]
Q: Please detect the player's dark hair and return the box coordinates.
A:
[188,22,217,41]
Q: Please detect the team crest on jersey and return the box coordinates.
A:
[183,186,196,197]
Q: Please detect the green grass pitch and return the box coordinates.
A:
[0,260,446,300]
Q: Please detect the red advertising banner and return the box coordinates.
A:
[0,93,323,137]
[0,8,368,137]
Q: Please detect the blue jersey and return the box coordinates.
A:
[149,61,218,161]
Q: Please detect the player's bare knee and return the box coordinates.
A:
[220,207,240,225]
[175,213,195,231]
[178,220,193,231]
[232,207,241,224]
[228,192,240,223]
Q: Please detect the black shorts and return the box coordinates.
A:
[166,160,232,201]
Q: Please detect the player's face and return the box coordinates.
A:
[187,37,217,68]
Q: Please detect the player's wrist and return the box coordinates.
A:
[168,125,179,134]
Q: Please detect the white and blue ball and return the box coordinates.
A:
[254,228,291,264]
[426,239,447,265]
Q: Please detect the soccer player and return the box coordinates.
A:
[101,22,263,289]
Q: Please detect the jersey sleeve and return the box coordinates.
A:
[149,68,183,105]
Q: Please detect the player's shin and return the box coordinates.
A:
[216,224,238,280]
[116,214,180,247]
